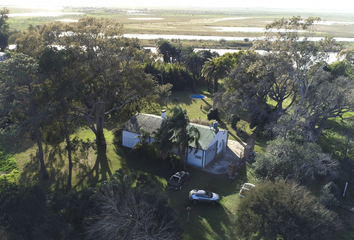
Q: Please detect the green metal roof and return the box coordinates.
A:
[121,113,224,150]
[121,113,163,135]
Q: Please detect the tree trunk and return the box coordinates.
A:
[184,148,189,170]
[34,120,49,180]
[207,78,211,93]
[192,75,196,93]
[63,109,73,191]
[213,77,218,94]
[28,83,48,180]
[95,100,106,146]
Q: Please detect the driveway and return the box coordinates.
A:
[202,140,246,175]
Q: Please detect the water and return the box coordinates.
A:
[124,33,354,42]
[124,34,262,41]
[129,18,164,20]
[145,47,340,64]
[209,27,305,32]
[209,17,250,23]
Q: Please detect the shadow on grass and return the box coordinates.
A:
[168,169,241,240]
[18,153,42,185]
[116,146,179,185]
[113,144,246,239]
[73,145,112,190]
[18,144,68,187]
[183,202,237,240]
[202,98,212,107]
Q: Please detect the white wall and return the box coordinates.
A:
[122,130,141,148]
[207,130,228,154]
[187,149,204,168]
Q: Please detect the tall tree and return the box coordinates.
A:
[0,7,9,51]
[0,54,49,179]
[253,17,339,127]
[184,51,205,93]
[235,180,340,240]
[201,59,215,93]
[17,17,158,146]
[156,40,173,63]
[153,120,175,164]
[167,106,200,169]
[216,17,354,139]
[202,51,242,95]
[38,46,81,189]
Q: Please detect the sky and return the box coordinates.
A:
[5,0,354,12]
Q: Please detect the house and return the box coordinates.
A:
[121,111,228,168]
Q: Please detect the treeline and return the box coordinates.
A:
[214,17,354,239]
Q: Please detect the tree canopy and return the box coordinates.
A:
[15,17,159,146]
[215,16,354,140]
[235,180,341,240]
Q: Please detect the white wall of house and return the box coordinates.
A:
[205,141,217,166]
[187,148,204,168]
[207,130,228,155]
[122,128,228,168]
[122,130,141,148]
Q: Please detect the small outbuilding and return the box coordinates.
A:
[121,112,228,168]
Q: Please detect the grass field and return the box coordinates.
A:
[3,5,354,48]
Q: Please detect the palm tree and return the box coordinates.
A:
[168,106,200,169]
[184,52,205,93]
[156,40,173,63]
[153,120,174,164]
[201,59,216,93]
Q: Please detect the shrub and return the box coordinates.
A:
[207,108,220,121]
[146,143,158,161]
[165,153,180,169]
[0,151,17,173]
[112,127,122,146]
[228,114,240,129]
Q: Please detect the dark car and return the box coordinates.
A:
[189,189,220,205]
[167,171,191,190]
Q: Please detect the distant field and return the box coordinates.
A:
[3,6,354,40]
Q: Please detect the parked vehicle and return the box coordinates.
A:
[239,183,255,198]
[167,171,191,190]
[189,189,220,205]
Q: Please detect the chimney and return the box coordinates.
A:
[161,110,166,119]
[213,121,218,130]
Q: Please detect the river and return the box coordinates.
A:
[145,47,341,64]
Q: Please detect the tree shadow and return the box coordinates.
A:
[202,99,212,108]
[18,153,42,184]
[18,144,67,187]
[169,169,240,239]
[73,145,112,190]
[185,204,238,240]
